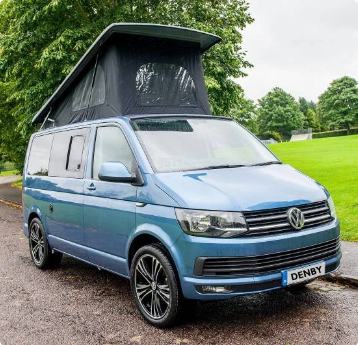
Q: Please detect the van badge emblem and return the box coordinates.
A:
[287,207,305,230]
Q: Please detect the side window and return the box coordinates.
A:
[49,128,90,178]
[72,65,106,111]
[27,134,54,176]
[93,126,136,180]
[67,136,85,171]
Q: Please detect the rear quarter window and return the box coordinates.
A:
[27,134,54,176]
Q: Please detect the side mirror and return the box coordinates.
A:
[98,161,136,183]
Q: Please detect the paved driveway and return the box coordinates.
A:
[0,203,357,345]
[0,175,20,185]
[0,175,21,205]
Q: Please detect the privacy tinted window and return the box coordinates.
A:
[27,134,53,176]
[135,63,197,107]
[93,126,135,180]
[49,128,90,178]
[72,65,105,111]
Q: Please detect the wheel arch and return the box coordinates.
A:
[126,229,183,288]
[28,211,40,225]
[27,205,44,224]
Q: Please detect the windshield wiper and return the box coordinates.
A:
[250,161,282,167]
[196,164,247,171]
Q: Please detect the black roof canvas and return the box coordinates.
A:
[32,23,221,128]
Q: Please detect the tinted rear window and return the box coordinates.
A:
[27,134,54,176]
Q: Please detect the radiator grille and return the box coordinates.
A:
[243,201,333,237]
[197,238,340,277]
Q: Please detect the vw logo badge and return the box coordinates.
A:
[287,207,305,230]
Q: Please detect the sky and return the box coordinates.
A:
[239,0,358,102]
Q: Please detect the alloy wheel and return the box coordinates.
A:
[134,254,171,320]
[30,222,45,265]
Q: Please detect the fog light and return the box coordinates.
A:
[201,285,233,293]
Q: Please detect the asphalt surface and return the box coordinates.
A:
[0,175,20,185]
[0,183,22,205]
[0,175,22,205]
[0,203,358,345]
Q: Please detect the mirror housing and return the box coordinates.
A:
[98,161,136,183]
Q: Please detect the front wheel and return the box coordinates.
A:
[29,218,63,269]
[130,244,180,328]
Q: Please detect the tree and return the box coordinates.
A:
[257,87,304,139]
[0,0,254,168]
[317,76,358,132]
[305,108,320,132]
[298,97,316,115]
[0,81,27,171]
[229,97,258,134]
[297,97,323,131]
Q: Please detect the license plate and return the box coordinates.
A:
[282,262,325,286]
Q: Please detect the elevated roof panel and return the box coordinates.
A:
[32,23,221,124]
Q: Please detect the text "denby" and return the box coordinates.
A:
[290,266,322,281]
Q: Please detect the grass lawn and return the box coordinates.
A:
[0,170,18,176]
[11,178,23,189]
[269,135,358,242]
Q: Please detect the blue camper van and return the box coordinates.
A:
[23,24,341,327]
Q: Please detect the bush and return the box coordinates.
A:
[260,131,282,142]
[313,127,358,139]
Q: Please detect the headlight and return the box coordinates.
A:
[175,209,248,237]
[327,196,336,218]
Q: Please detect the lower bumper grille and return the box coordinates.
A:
[195,260,341,294]
[194,238,340,277]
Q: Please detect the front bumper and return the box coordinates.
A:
[172,218,341,300]
[181,254,340,299]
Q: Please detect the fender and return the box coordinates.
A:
[126,223,183,272]
[23,205,44,237]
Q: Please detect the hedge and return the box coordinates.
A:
[313,127,358,139]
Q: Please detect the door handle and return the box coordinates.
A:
[87,183,96,191]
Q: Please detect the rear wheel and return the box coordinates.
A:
[29,218,63,269]
[130,244,181,328]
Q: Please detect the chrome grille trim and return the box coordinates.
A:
[303,206,329,215]
[243,200,333,237]
[196,238,340,277]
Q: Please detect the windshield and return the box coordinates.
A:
[132,117,279,173]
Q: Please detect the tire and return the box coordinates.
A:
[130,244,181,328]
[29,218,63,269]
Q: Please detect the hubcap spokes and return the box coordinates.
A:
[135,254,170,319]
[30,223,45,265]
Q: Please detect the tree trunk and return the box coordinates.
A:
[346,122,350,135]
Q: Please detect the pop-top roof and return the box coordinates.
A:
[32,23,221,125]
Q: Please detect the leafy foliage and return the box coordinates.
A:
[0,0,254,168]
[317,76,358,132]
[257,87,304,139]
[229,97,258,134]
[260,131,282,142]
[304,108,321,132]
[298,97,322,131]
[298,97,316,115]
[312,127,358,139]
[0,81,28,170]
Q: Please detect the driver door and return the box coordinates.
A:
[83,125,137,275]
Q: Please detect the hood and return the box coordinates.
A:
[151,164,328,211]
